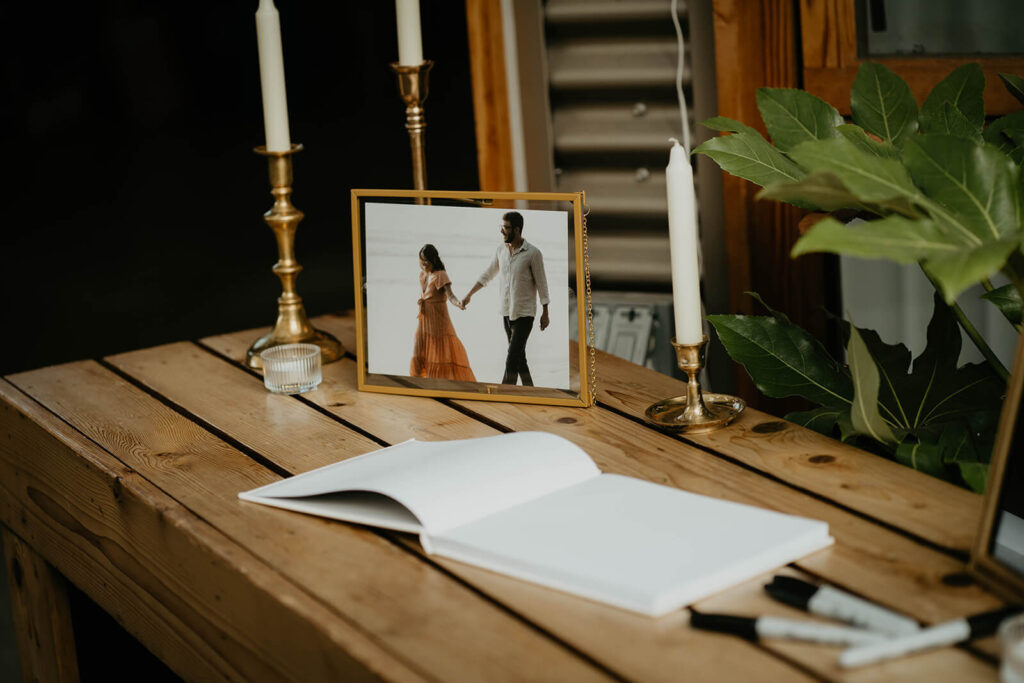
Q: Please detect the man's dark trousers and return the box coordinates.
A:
[502,316,534,385]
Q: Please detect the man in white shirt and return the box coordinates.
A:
[462,211,550,386]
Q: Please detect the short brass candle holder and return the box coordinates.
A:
[391,60,433,196]
[645,336,745,433]
[245,143,344,370]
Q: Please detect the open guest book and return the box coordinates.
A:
[239,432,833,616]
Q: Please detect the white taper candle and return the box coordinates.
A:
[395,0,423,66]
[666,138,703,344]
[255,0,291,152]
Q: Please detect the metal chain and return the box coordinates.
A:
[581,202,597,406]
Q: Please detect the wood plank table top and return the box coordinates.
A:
[0,312,1005,682]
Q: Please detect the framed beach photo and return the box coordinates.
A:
[350,189,594,407]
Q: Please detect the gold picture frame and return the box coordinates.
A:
[969,332,1024,601]
[350,189,594,407]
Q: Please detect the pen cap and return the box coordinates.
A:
[970,606,1024,638]
[764,576,816,608]
[689,611,758,640]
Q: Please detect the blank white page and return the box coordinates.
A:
[431,474,833,616]
[240,432,600,535]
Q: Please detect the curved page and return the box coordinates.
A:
[239,431,600,535]
[431,474,833,616]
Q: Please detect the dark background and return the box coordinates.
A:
[1,2,479,679]
[2,0,480,377]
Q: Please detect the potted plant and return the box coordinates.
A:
[694,62,1024,492]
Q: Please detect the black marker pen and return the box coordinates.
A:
[690,611,885,646]
[765,575,919,636]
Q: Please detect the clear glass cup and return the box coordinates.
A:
[260,343,322,394]
[1001,613,1024,683]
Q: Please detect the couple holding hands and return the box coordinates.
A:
[410,211,550,387]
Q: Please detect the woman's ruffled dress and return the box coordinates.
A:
[410,270,476,381]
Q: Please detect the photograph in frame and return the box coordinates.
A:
[351,190,593,407]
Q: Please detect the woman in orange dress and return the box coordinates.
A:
[410,244,476,381]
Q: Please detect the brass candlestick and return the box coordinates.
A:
[391,60,433,196]
[245,143,343,370]
[645,336,744,433]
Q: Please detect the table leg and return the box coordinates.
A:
[2,528,79,683]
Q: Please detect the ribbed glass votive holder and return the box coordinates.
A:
[260,343,322,394]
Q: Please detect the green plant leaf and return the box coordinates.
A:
[903,134,1021,244]
[958,461,989,493]
[758,173,862,212]
[853,326,914,429]
[792,215,961,262]
[983,111,1024,164]
[850,62,919,148]
[755,88,842,151]
[920,63,985,137]
[923,239,1020,303]
[999,73,1024,107]
[836,124,900,160]
[701,116,760,135]
[694,118,808,193]
[981,283,1023,325]
[836,411,858,442]
[895,439,947,478]
[788,136,919,203]
[745,291,791,322]
[786,407,843,436]
[847,325,899,444]
[1005,128,1024,152]
[935,102,984,142]
[897,295,1004,427]
[706,314,853,407]
[845,296,1004,438]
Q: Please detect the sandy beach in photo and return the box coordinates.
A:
[364,202,571,390]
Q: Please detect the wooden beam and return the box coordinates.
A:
[711,0,832,415]
[2,528,79,683]
[465,0,516,191]
[800,0,1024,115]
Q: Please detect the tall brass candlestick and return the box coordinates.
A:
[391,60,433,195]
[245,144,343,370]
[645,336,744,433]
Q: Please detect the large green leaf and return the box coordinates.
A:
[894,295,1003,428]
[903,135,1021,243]
[895,439,947,479]
[836,124,900,160]
[896,418,993,491]
[850,62,919,148]
[785,407,844,436]
[983,111,1024,164]
[694,117,807,192]
[758,173,862,213]
[853,327,913,428]
[755,88,842,151]
[788,136,919,203]
[791,215,960,262]
[920,63,985,137]
[981,283,1023,325]
[999,73,1024,107]
[847,296,1004,435]
[706,314,853,407]
[958,461,990,493]
[847,326,899,444]
[923,239,1020,303]
[936,102,983,142]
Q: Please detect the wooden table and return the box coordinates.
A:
[0,313,1006,681]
